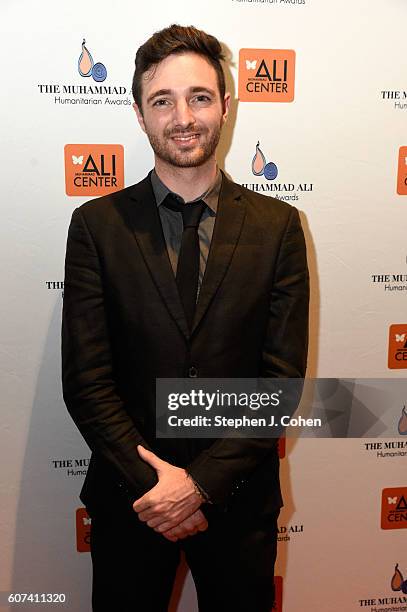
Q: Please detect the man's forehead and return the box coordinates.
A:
[142,52,218,92]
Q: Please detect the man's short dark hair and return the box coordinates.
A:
[132,24,226,111]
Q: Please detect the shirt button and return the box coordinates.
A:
[188,366,198,378]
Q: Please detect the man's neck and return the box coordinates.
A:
[154,157,218,202]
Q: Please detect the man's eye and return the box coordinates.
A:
[194,95,210,103]
[153,99,168,106]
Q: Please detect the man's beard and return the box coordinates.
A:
[145,121,222,168]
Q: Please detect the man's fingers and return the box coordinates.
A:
[137,501,168,522]
[160,510,208,539]
[164,524,191,539]
[146,516,164,528]
[138,502,195,526]
[133,495,153,513]
[195,516,208,531]
[162,532,179,542]
[141,505,208,536]
[160,519,192,538]
[192,518,208,532]
[153,518,182,533]
[198,519,208,531]
[147,514,175,529]
[148,504,194,531]
[133,486,161,513]
[133,489,156,513]
[190,509,208,531]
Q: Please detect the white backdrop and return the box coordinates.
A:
[1,1,406,610]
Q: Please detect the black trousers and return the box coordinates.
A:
[89,497,279,612]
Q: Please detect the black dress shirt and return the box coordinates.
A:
[150,168,222,302]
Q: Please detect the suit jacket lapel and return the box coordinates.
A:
[124,172,191,339]
[123,171,247,340]
[191,173,247,335]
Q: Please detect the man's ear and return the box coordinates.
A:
[222,92,231,125]
[133,102,146,133]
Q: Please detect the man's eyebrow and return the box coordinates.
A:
[189,86,216,96]
[146,86,217,104]
[146,89,172,104]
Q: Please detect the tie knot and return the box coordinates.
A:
[162,194,206,228]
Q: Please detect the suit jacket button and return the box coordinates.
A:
[188,366,198,378]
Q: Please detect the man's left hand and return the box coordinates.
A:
[133,445,202,533]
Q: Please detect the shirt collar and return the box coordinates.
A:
[150,167,222,215]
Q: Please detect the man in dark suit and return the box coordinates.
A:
[62,24,309,612]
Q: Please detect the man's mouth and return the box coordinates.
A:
[171,133,200,143]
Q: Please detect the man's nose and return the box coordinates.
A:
[172,99,195,128]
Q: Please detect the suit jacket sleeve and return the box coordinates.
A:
[186,205,309,507]
[62,207,158,498]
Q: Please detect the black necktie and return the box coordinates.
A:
[162,193,206,329]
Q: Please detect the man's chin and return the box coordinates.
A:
[159,151,212,168]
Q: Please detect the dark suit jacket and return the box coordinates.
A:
[61,171,309,518]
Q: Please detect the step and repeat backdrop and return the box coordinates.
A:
[1,0,406,610]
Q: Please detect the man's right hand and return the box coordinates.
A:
[161,508,208,542]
